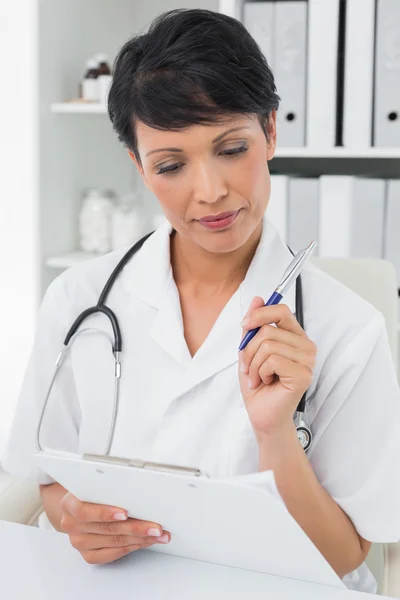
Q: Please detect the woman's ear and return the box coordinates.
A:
[265,110,277,161]
[128,150,142,172]
[128,150,149,188]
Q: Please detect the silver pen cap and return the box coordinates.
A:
[276,241,317,296]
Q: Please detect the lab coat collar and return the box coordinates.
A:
[121,214,297,395]
[121,220,172,310]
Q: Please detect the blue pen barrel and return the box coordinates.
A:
[238,291,283,351]
[265,291,284,306]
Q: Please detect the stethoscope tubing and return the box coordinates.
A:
[36,235,311,455]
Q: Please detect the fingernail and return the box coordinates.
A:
[241,317,249,327]
[147,527,162,537]
[113,513,127,521]
[248,378,253,389]
[156,533,170,544]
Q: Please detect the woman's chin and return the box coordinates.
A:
[195,227,252,255]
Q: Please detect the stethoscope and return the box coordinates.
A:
[36,232,312,456]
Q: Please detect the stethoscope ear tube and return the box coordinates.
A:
[64,305,122,352]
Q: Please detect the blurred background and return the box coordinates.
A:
[1,0,400,455]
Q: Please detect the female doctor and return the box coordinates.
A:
[3,8,400,594]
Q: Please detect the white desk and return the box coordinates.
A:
[0,520,394,599]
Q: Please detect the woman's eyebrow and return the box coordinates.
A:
[145,126,251,157]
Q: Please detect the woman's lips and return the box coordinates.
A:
[198,210,240,230]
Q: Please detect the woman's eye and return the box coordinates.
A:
[155,145,248,175]
[156,163,182,175]
[221,145,248,157]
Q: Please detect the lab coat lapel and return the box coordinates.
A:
[155,290,242,408]
[149,270,192,368]
[120,221,192,367]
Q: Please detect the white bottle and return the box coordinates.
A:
[95,53,112,105]
[111,192,147,251]
[82,59,99,102]
[79,189,116,254]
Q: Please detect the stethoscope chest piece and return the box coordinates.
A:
[296,422,312,452]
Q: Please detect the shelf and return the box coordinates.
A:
[45,251,104,268]
[48,104,400,159]
[274,147,400,159]
[48,107,400,159]
[50,102,107,114]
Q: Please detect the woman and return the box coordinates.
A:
[3,8,400,594]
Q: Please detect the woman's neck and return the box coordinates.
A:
[170,223,262,297]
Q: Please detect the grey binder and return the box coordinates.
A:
[374,0,400,146]
[243,2,275,69]
[383,180,400,298]
[274,1,307,146]
[287,177,319,254]
[350,178,386,258]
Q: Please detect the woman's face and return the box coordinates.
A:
[129,112,276,254]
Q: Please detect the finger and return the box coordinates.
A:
[61,511,167,539]
[240,324,314,375]
[242,296,264,322]
[69,532,170,552]
[241,303,306,336]
[240,296,264,339]
[258,355,313,390]
[81,544,142,565]
[248,340,314,389]
[61,493,129,524]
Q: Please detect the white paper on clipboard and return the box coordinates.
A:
[35,450,344,589]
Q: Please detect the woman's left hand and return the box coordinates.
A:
[238,297,317,439]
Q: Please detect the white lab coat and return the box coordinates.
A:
[3,215,400,593]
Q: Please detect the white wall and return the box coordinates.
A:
[0,1,39,454]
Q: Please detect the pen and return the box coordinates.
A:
[238,241,318,351]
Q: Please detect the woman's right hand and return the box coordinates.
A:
[60,492,170,565]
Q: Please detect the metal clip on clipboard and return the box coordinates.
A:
[83,454,206,477]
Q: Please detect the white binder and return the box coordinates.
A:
[383,180,400,299]
[287,177,319,253]
[307,0,340,148]
[268,174,289,241]
[318,176,354,258]
[343,0,376,148]
[243,1,275,69]
[374,0,400,147]
[274,1,307,147]
[319,176,386,259]
[34,450,344,589]
[219,0,242,20]
[350,178,386,258]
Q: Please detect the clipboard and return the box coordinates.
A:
[35,450,344,589]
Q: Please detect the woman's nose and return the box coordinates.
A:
[191,162,228,205]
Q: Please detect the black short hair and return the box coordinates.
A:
[108,8,280,165]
